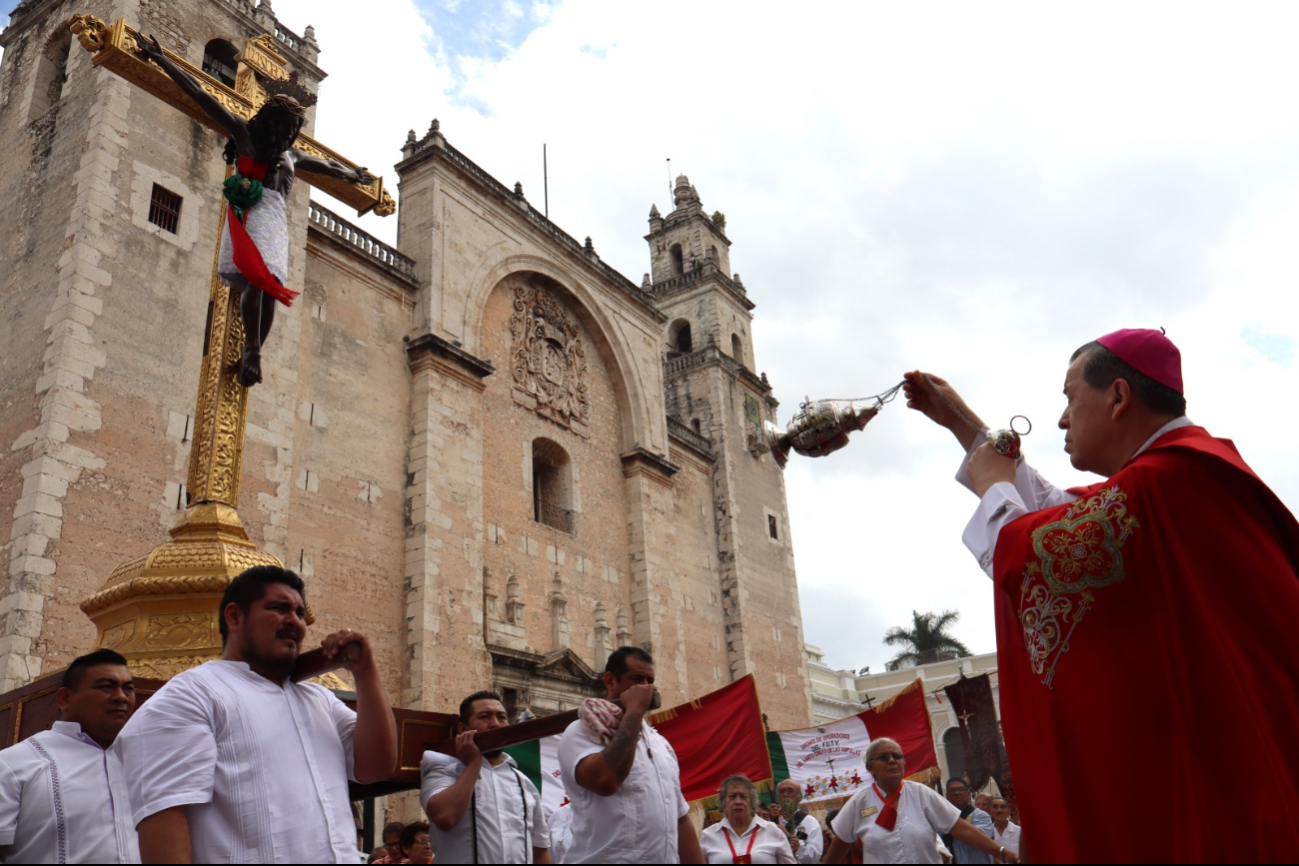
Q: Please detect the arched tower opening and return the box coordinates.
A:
[532,438,573,533]
[668,319,693,355]
[202,38,239,88]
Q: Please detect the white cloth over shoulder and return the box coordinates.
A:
[0,722,139,864]
[957,417,1194,576]
[420,751,549,864]
[701,816,796,864]
[112,660,359,863]
[218,188,289,283]
[830,782,960,864]
[557,718,689,863]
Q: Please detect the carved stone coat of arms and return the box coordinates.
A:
[510,282,589,431]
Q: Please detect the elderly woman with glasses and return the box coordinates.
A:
[824,739,1018,865]
[700,774,797,864]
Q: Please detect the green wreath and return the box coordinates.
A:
[222,173,264,223]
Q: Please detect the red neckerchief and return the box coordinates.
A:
[723,822,760,864]
[873,781,903,831]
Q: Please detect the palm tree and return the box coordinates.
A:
[883,610,972,670]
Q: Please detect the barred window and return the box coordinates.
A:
[148,184,182,234]
[768,514,779,540]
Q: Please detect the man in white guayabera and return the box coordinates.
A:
[0,650,140,864]
[114,565,398,863]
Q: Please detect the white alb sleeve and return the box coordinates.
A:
[962,481,1029,577]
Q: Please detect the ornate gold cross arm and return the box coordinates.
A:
[68,14,395,216]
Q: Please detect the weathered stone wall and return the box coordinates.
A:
[0,1,814,728]
[477,273,633,675]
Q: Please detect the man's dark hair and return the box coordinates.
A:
[605,645,653,678]
[946,778,970,792]
[1071,342,1187,417]
[381,821,404,840]
[399,821,429,853]
[458,690,504,723]
[218,565,306,645]
[61,649,128,690]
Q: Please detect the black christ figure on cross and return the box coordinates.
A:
[135,34,374,388]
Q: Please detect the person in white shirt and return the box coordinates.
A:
[988,798,1021,857]
[557,646,704,864]
[700,775,795,864]
[114,565,398,863]
[770,779,823,864]
[421,690,550,864]
[824,738,1015,865]
[547,804,573,864]
[0,649,140,864]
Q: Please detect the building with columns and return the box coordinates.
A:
[805,644,1001,783]
[0,0,813,727]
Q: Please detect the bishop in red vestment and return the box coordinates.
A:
[904,330,1299,863]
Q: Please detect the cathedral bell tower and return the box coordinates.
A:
[646,176,810,708]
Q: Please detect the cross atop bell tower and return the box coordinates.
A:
[647,174,731,283]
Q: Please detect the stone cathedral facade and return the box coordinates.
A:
[0,0,813,728]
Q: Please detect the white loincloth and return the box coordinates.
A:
[217,187,289,284]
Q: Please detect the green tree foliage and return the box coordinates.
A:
[883,609,972,669]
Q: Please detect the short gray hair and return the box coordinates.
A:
[864,737,904,766]
[718,774,759,806]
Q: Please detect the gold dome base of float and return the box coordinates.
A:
[80,502,346,689]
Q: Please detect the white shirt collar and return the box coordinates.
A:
[723,816,762,838]
[1133,416,1195,460]
[51,720,104,749]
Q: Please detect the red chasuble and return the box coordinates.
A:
[992,425,1299,863]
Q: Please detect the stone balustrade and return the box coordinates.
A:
[307,201,419,284]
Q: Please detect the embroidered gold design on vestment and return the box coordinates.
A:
[1018,486,1138,688]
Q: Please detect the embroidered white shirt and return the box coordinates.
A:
[992,821,1021,854]
[557,719,689,863]
[0,722,139,864]
[775,812,823,864]
[701,816,797,864]
[957,417,1195,575]
[547,804,573,864]
[420,751,549,864]
[830,782,961,865]
[113,660,359,863]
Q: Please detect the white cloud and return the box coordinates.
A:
[273,0,1299,673]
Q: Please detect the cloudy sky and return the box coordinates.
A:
[5,1,1297,674]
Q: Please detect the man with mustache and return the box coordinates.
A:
[421,690,551,863]
[114,565,397,863]
[904,328,1299,861]
[0,650,139,863]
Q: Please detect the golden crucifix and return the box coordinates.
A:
[66,15,394,679]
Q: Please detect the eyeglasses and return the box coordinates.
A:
[872,752,904,763]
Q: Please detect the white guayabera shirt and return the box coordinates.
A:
[113,660,359,863]
[0,721,140,864]
[420,751,550,864]
[557,719,689,864]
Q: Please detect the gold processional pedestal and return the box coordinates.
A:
[66,15,394,678]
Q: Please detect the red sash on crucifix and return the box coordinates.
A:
[872,782,902,831]
[723,825,758,864]
[226,156,298,306]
